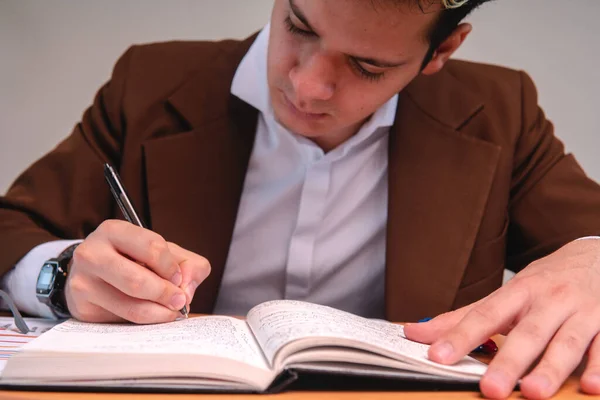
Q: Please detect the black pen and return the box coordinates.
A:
[103,163,189,319]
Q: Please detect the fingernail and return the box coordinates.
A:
[185,281,199,301]
[432,341,454,362]
[171,270,182,286]
[170,293,186,310]
[527,374,551,393]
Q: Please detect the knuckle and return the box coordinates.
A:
[511,275,536,294]
[72,244,94,267]
[69,305,86,321]
[157,281,172,304]
[98,219,122,236]
[470,304,499,325]
[557,332,586,354]
[123,272,146,294]
[75,305,97,322]
[548,282,572,300]
[147,238,168,266]
[125,304,150,324]
[65,279,90,319]
[201,257,212,277]
[67,276,87,295]
[512,273,534,287]
[536,360,562,382]
[520,320,546,343]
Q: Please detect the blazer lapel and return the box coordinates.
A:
[142,36,259,313]
[385,70,502,322]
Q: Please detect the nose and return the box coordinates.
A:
[289,51,336,106]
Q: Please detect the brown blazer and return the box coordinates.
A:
[2,34,600,321]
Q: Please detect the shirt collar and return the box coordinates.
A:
[231,24,398,152]
[231,24,272,115]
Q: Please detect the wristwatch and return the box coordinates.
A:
[36,243,79,318]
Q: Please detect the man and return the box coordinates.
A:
[0,0,599,398]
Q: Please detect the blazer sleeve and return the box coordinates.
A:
[506,70,600,272]
[0,47,135,277]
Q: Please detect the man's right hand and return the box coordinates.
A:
[64,220,211,324]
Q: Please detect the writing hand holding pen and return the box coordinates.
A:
[62,164,211,324]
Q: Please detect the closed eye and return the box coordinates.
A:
[284,15,386,83]
[284,16,317,38]
[349,58,385,82]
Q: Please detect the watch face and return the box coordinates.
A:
[37,262,57,296]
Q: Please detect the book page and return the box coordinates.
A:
[24,316,270,371]
[0,317,61,374]
[246,300,486,376]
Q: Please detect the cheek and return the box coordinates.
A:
[336,70,416,119]
[267,35,298,89]
[335,84,386,120]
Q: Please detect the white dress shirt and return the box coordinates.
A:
[214,25,396,318]
[3,25,596,319]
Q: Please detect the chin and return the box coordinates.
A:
[272,105,331,139]
[275,112,329,138]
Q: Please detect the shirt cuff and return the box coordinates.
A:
[0,239,83,318]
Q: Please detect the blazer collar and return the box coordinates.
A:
[166,34,259,129]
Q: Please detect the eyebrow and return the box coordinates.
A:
[288,0,406,69]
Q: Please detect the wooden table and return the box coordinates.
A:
[0,333,590,399]
[0,380,587,400]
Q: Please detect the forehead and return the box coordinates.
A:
[291,0,437,58]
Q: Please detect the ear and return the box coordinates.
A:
[421,23,472,75]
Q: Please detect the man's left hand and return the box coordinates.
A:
[404,239,600,399]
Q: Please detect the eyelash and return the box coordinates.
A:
[284,16,314,37]
[283,16,385,83]
[349,59,385,82]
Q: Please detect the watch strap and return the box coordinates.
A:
[48,243,79,318]
[56,243,80,265]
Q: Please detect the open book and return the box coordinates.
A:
[0,300,488,393]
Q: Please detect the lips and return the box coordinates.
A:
[281,91,328,121]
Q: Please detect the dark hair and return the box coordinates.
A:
[421,0,494,68]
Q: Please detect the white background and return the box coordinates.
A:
[1,0,599,193]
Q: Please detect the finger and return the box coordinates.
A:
[404,305,474,344]
[89,279,180,324]
[73,302,124,323]
[96,220,181,285]
[481,305,572,399]
[65,275,124,323]
[88,247,187,312]
[429,286,528,365]
[580,327,600,394]
[167,242,211,303]
[519,311,598,399]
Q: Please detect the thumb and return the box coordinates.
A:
[404,304,475,344]
[167,242,211,304]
